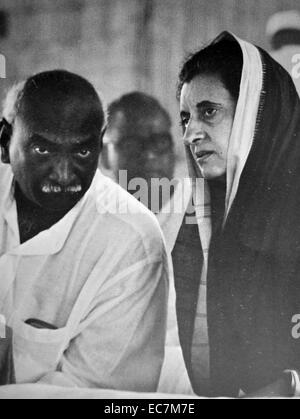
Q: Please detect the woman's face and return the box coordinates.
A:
[180,74,237,180]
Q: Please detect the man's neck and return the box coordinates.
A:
[15,184,69,244]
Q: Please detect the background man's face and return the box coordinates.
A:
[8,97,102,212]
[104,111,175,184]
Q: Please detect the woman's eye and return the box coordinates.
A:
[33,146,49,155]
[204,108,218,119]
[77,149,91,158]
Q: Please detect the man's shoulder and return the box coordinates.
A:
[0,163,12,203]
[0,163,12,184]
[89,171,166,254]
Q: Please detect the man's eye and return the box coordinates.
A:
[33,146,49,155]
[77,149,91,158]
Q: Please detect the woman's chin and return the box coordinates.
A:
[198,165,226,181]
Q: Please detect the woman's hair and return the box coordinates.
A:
[177,39,243,102]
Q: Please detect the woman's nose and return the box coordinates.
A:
[183,120,206,147]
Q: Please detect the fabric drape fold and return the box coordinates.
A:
[173,31,300,397]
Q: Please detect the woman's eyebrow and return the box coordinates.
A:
[196,100,222,108]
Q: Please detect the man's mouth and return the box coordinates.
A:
[195,151,214,163]
[41,185,82,194]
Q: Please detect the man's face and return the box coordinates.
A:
[104,111,175,184]
[7,99,102,212]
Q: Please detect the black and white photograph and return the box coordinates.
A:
[0,0,300,402]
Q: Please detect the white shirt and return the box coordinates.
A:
[157,179,194,395]
[0,164,169,391]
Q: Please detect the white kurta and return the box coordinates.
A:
[0,164,169,392]
[157,178,194,395]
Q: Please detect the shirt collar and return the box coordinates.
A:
[1,166,101,256]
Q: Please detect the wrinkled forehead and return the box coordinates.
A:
[19,90,103,136]
[180,74,233,110]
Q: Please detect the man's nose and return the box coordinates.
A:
[183,119,206,147]
[49,158,77,186]
[145,150,157,161]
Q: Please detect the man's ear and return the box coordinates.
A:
[99,127,112,170]
[99,126,107,152]
[0,119,12,164]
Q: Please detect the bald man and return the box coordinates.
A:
[0,71,168,391]
[103,92,176,213]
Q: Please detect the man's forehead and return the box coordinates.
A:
[20,103,100,136]
[111,110,171,137]
[16,117,99,145]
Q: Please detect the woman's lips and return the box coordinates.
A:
[196,151,214,163]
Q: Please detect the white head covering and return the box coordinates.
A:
[222,33,263,221]
[266,10,300,40]
[184,32,263,244]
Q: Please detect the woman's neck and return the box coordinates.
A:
[208,176,227,235]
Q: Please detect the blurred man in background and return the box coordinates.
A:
[267,10,300,96]
[103,92,176,213]
[103,92,193,395]
[102,92,191,250]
